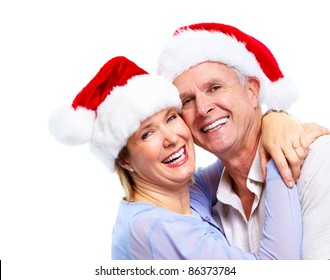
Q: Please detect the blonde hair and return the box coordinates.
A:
[114,146,135,201]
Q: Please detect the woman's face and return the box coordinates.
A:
[123,107,196,189]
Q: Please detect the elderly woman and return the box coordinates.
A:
[49,56,302,260]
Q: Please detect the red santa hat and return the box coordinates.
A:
[48,56,182,171]
[157,22,298,109]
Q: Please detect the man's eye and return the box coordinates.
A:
[211,85,221,92]
[182,97,192,106]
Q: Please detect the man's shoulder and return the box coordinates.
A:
[310,134,330,150]
[301,134,330,176]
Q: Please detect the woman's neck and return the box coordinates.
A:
[131,183,191,215]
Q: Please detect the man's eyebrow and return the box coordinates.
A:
[202,78,221,87]
[179,78,223,99]
[179,91,191,99]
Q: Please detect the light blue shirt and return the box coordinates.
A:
[111,160,302,259]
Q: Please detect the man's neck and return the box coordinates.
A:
[218,119,262,219]
[221,130,261,183]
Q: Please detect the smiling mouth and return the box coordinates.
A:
[202,117,229,133]
[162,147,186,165]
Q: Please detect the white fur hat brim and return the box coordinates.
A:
[49,74,182,172]
[90,74,182,172]
[157,28,298,109]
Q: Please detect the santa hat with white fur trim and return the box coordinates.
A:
[48,56,182,171]
[157,22,298,109]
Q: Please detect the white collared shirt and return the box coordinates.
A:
[212,152,266,253]
[212,135,330,258]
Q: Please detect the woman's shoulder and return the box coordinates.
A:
[193,159,223,184]
[118,200,159,220]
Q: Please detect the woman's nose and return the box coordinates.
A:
[162,128,179,148]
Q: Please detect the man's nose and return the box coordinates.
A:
[196,94,214,117]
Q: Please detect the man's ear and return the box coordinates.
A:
[246,76,260,108]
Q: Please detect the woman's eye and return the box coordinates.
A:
[167,114,177,122]
[141,131,152,140]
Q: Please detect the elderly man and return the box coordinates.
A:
[157,23,330,259]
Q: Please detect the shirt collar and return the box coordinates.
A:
[248,149,264,183]
[216,146,264,204]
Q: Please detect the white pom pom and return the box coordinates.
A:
[48,106,95,145]
[260,77,299,110]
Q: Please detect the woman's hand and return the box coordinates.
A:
[260,112,330,187]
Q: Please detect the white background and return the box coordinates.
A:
[1,0,329,279]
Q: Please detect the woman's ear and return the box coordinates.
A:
[118,158,134,172]
[117,147,134,172]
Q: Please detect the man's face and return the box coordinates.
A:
[173,61,259,158]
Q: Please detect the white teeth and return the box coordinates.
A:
[163,148,185,164]
[202,117,228,132]
[169,153,186,165]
